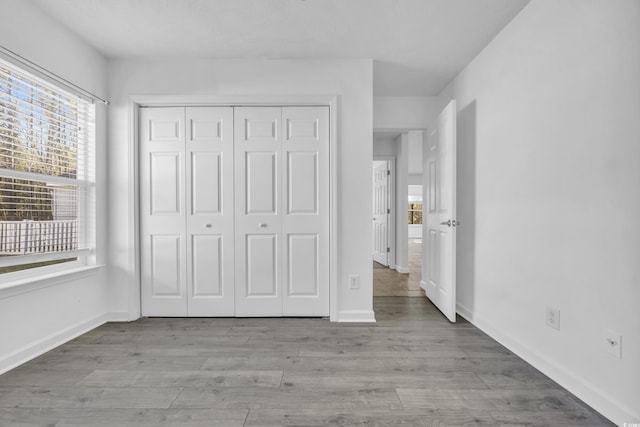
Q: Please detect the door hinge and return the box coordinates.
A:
[387,170,391,176]
[387,208,391,214]
[387,247,390,253]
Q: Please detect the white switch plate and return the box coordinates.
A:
[349,275,360,289]
[602,328,622,359]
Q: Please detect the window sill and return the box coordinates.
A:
[0,265,105,300]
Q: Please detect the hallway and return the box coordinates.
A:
[374,239,423,297]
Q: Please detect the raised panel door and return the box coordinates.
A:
[234,107,283,316]
[282,107,329,316]
[185,107,234,316]
[422,100,457,322]
[140,107,188,316]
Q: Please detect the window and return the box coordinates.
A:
[0,59,95,276]
[408,203,422,225]
[408,184,422,225]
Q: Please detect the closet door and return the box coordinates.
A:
[235,106,330,317]
[234,107,283,316]
[282,107,329,316]
[141,107,235,317]
[185,107,235,316]
[140,107,187,316]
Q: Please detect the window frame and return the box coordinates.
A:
[0,58,96,283]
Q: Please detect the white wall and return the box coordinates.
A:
[107,58,374,322]
[394,134,409,273]
[440,0,640,423]
[0,0,109,373]
[374,96,439,130]
[373,136,398,157]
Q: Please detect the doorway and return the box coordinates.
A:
[372,182,424,297]
[372,130,425,297]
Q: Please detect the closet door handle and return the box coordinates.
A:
[258,223,268,228]
[204,223,212,228]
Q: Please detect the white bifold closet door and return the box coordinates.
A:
[140,107,235,316]
[234,107,329,317]
[140,105,329,317]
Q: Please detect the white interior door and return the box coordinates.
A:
[141,107,235,317]
[372,161,389,266]
[422,99,457,322]
[234,107,329,317]
[140,107,187,316]
[234,107,284,316]
[282,107,329,316]
[142,105,329,318]
[185,107,235,316]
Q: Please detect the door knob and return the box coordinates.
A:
[453,220,460,227]
[440,220,451,227]
[259,223,267,228]
[204,223,212,228]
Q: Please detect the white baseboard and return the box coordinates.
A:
[456,302,473,321]
[108,311,137,322]
[420,280,428,291]
[0,313,108,375]
[456,303,638,425]
[394,265,409,274]
[337,310,376,323]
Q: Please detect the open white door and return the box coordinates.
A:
[421,100,457,322]
[372,161,390,266]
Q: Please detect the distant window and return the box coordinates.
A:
[408,203,422,225]
[0,59,95,275]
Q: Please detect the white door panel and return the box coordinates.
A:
[149,153,181,214]
[185,107,235,316]
[190,152,221,214]
[246,234,279,296]
[245,152,278,214]
[372,161,389,266]
[150,235,183,296]
[142,105,328,318]
[235,106,329,317]
[141,107,235,317]
[140,107,187,316]
[282,107,329,316]
[235,107,283,316]
[288,234,319,296]
[191,234,223,296]
[423,100,457,322]
[287,152,318,214]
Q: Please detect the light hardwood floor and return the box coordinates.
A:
[374,239,423,297]
[0,297,612,426]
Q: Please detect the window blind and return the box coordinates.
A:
[0,58,95,271]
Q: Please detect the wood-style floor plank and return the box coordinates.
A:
[244,408,498,426]
[0,408,248,427]
[0,297,613,426]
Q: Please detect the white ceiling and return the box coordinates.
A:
[31,0,530,96]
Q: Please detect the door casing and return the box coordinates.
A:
[128,95,338,321]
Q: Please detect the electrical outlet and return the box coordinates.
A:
[602,328,622,359]
[546,306,560,330]
[349,275,360,289]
